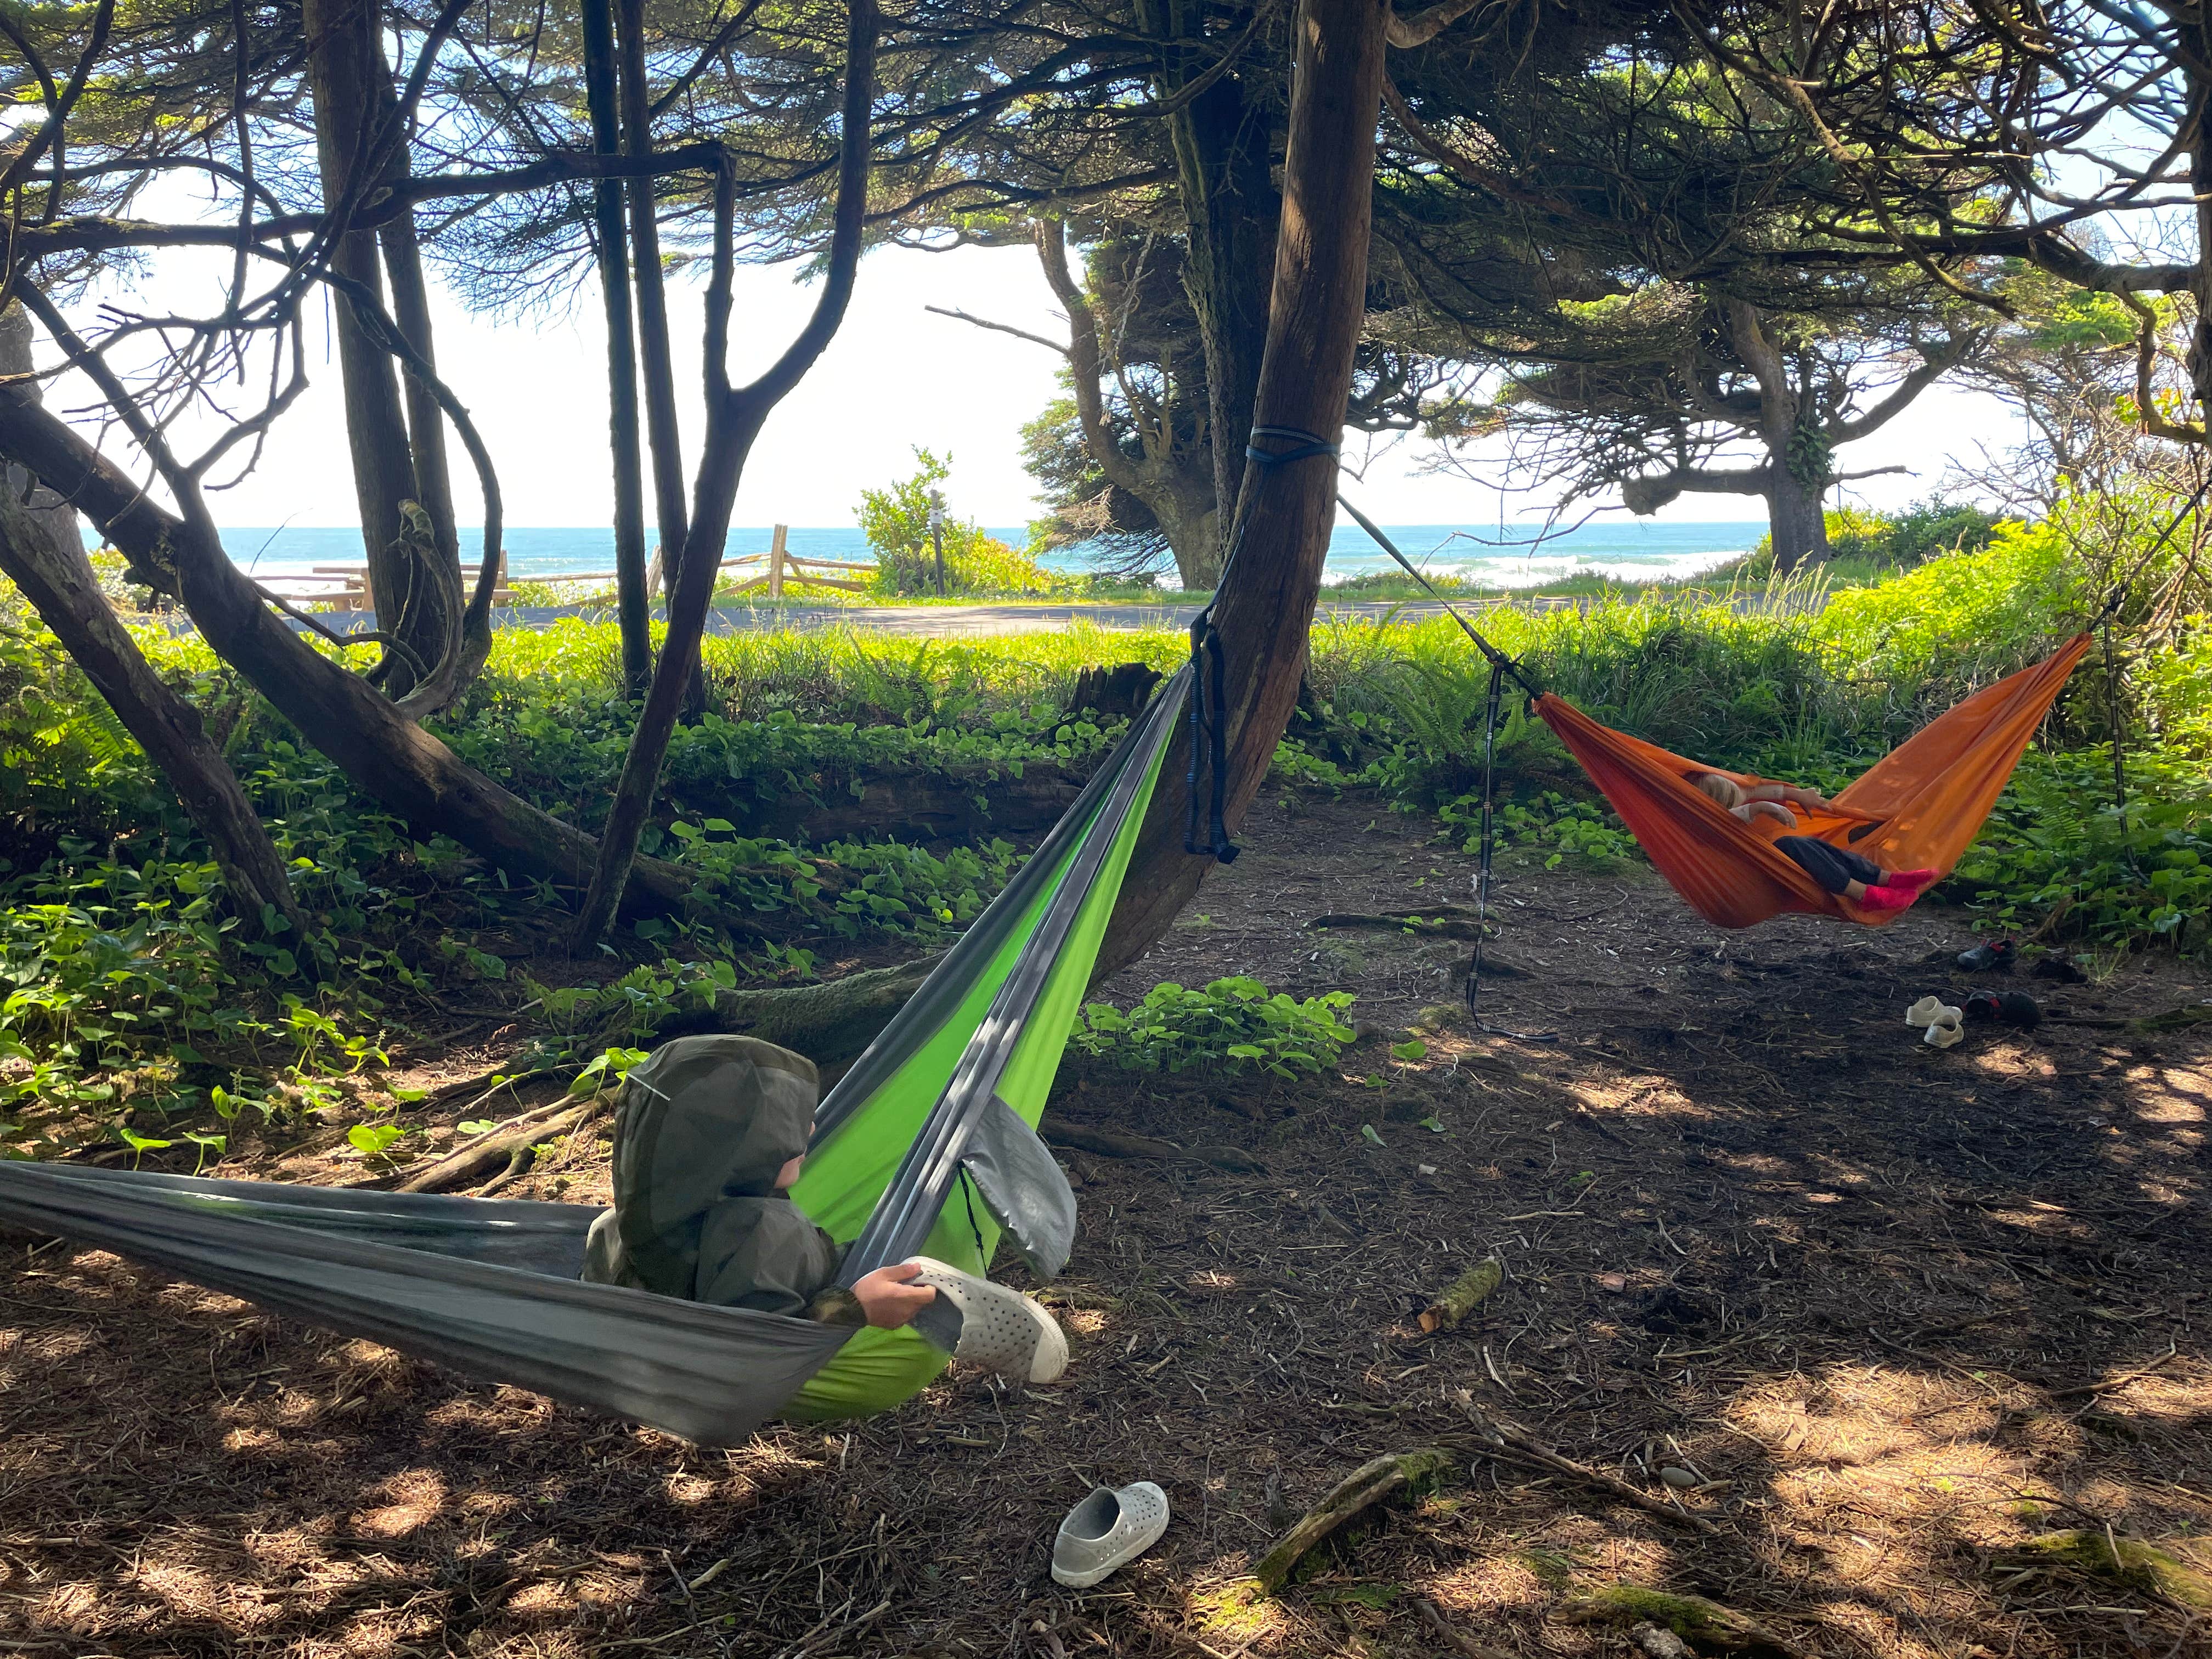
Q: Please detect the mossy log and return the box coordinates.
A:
[1420,1256,1504,1333]
[2012,1529,2212,1610]
[1251,1449,1454,1593]
[654,955,939,1068]
[1560,1586,1805,1656]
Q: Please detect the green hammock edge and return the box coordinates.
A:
[778,728,1170,1420]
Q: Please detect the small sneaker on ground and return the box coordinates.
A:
[1957,940,2017,973]
[905,1257,1069,1384]
[1923,1007,1965,1048]
[2031,955,2089,985]
[1905,995,1948,1027]
[1052,1482,1171,1588]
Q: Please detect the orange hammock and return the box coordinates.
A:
[1532,634,2094,930]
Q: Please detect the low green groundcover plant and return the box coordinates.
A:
[1072,978,1358,1078]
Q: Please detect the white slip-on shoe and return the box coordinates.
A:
[1051,1482,1170,1588]
[1923,1007,1965,1048]
[906,1256,1069,1383]
[1905,995,1947,1028]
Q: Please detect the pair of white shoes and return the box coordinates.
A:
[1906,995,1965,1048]
[896,1263,1169,1588]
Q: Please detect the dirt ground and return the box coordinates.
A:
[2,794,2208,1659]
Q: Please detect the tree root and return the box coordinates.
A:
[1044,1123,1265,1171]
[1250,1449,1454,1593]
[1559,1586,1805,1656]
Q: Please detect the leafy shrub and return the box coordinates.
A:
[859,449,1064,598]
[1072,978,1357,1077]
[1954,747,2212,952]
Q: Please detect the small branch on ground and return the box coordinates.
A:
[1420,1256,1504,1333]
[1251,1448,1454,1593]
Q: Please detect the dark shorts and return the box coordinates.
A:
[1776,836,1883,895]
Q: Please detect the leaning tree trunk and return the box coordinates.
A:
[0,490,310,947]
[0,382,697,914]
[582,0,655,696]
[1093,0,1389,980]
[302,0,449,692]
[1766,459,1831,574]
[569,0,879,949]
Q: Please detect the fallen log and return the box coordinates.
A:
[1419,1256,1504,1334]
[398,1098,605,1194]
[1251,1449,1454,1593]
[654,954,939,1068]
[2006,1528,2212,1610]
[1559,1586,1805,1656]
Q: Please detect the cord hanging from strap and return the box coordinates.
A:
[1183,425,1341,862]
[1465,658,1505,1013]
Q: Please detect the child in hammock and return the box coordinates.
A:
[1689,772,1937,912]
[581,1035,1067,1381]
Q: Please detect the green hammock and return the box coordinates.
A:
[0,670,1188,1442]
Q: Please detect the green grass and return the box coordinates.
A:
[5,485,2210,1166]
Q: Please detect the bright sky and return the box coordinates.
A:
[54,240,2023,532]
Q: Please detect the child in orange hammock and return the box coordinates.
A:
[1690,773,1938,912]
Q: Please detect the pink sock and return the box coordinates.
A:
[1858,883,1918,912]
[1883,868,1940,891]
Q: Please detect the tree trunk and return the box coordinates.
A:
[0,303,83,565]
[618,0,689,584]
[1139,0,1282,581]
[1767,461,1830,574]
[582,0,654,695]
[302,0,439,691]
[1094,0,1389,980]
[569,0,879,949]
[0,383,698,916]
[0,489,309,947]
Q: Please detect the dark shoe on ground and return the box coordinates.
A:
[2031,956,2089,984]
[1957,940,2016,973]
[1996,991,2042,1030]
[1962,989,2003,1024]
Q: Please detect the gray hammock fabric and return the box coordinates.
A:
[0,671,1190,1445]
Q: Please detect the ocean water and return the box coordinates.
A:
[189,518,1765,590]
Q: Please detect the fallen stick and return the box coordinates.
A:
[1045,1124,1264,1171]
[1251,1449,1454,1593]
[1413,1598,1516,1659]
[397,1098,604,1194]
[1453,1398,1718,1535]
[1420,1256,1504,1334]
[2050,1340,2181,1400]
[1559,1586,1807,1656]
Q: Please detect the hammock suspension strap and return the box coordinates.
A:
[1184,426,1341,863]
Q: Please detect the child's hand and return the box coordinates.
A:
[852,1262,937,1329]
[1746,800,1798,828]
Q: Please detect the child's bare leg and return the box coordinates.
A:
[1841,879,1869,901]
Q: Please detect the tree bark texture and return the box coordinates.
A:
[1094,0,1390,983]
[302,0,443,688]
[1036,221,1220,588]
[569,0,880,948]
[617,0,689,584]
[0,383,697,915]
[582,0,654,695]
[1139,0,1283,573]
[0,487,309,945]
[0,302,83,565]
[1765,458,1830,574]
